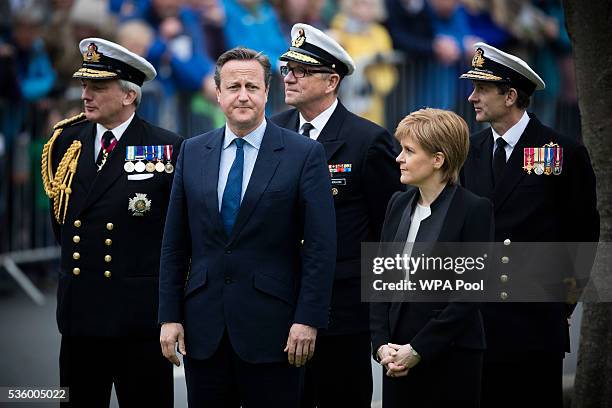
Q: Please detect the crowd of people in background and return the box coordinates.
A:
[0,0,582,254]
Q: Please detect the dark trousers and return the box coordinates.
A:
[59,335,173,408]
[382,348,483,408]
[301,332,373,408]
[481,353,563,408]
[184,333,302,408]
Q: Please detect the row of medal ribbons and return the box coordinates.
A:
[124,145,174,174]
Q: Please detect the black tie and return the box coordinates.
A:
[492,137,508,185]
[301,122,314,138]
[96,131,116,170]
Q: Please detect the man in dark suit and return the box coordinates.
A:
[158,47,336,407]
[271,24,402,408]
[459,42,600,407]
[41,38,182,407]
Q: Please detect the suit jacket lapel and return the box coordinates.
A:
[317,101,346,161]
[493,117,542,209]
[228,121,282,244]
[286,109,300,132]
[470,129,494,199]
[202,128,225,236]
[79,116,143,214]
[392,190,417,243]
[71,121,97,216]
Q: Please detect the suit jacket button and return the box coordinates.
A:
[73,220,82,228]
[72,267,80,276]
[106,223,114,231]
[72,252,80,260]
[73,235,80,243]
[104,271,112,278]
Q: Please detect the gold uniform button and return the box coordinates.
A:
[72,252,80,260]
[74,220,82,228]
[501,256,509,264]
[331,187,339,196]
[104,271,112,278]
[73,235,81,244]
[72,267,81,276]
[500,274,509,283]
[105,239,112,246]
[500,292,508,300]
[106,223,114,231]
[504,239,511,246]
[104,255,112,263]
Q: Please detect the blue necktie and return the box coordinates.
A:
[221,138,245,235]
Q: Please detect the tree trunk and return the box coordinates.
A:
[563,1,612,407]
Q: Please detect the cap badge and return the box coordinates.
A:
[472,48,485,69]
[292,28,306,48]
[83,42,101,62]
[128,193,151,216]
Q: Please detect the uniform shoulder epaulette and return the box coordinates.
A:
[42,113,86,225]
[53,112,87,130]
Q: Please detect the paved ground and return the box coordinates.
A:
[0,275,580,407]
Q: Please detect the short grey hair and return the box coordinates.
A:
[118,79,142,107]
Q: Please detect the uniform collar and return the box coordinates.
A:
[298,98,338,138]
[492,110,530,148]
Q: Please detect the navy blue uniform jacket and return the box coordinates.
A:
[51,115,182,338]
[460,114,599,358]
[158,120,337,363]
[271,102,402,335]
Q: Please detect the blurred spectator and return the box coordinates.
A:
[109,0,150,18]
[116,19,165,126]
[0,6,56,149]
[384,0,435,60]
[187,0,226,60]
[426,0,478,109]
[384,0,437,113]
[273,0,327,40]
[127,0,216,134]
[222,0,286,66]
[529,0,568,128]
[11,7,57,103]
[45,0,114,99]
[329,0,399,126]
[461,0,510,49]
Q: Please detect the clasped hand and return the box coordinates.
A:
[378,343,421,377]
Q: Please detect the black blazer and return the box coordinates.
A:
[50,115,182,338]
[271,102,403,335]
[460,113,600,357]
[370,184,493,363]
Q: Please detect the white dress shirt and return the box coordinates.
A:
[217,119,266,211]
[492,111,530,162]
[298,98,338,140]
[94,113,135,161]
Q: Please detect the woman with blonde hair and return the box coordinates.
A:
[371,108,493,407]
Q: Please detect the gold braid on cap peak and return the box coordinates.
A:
[41,113,86,224]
